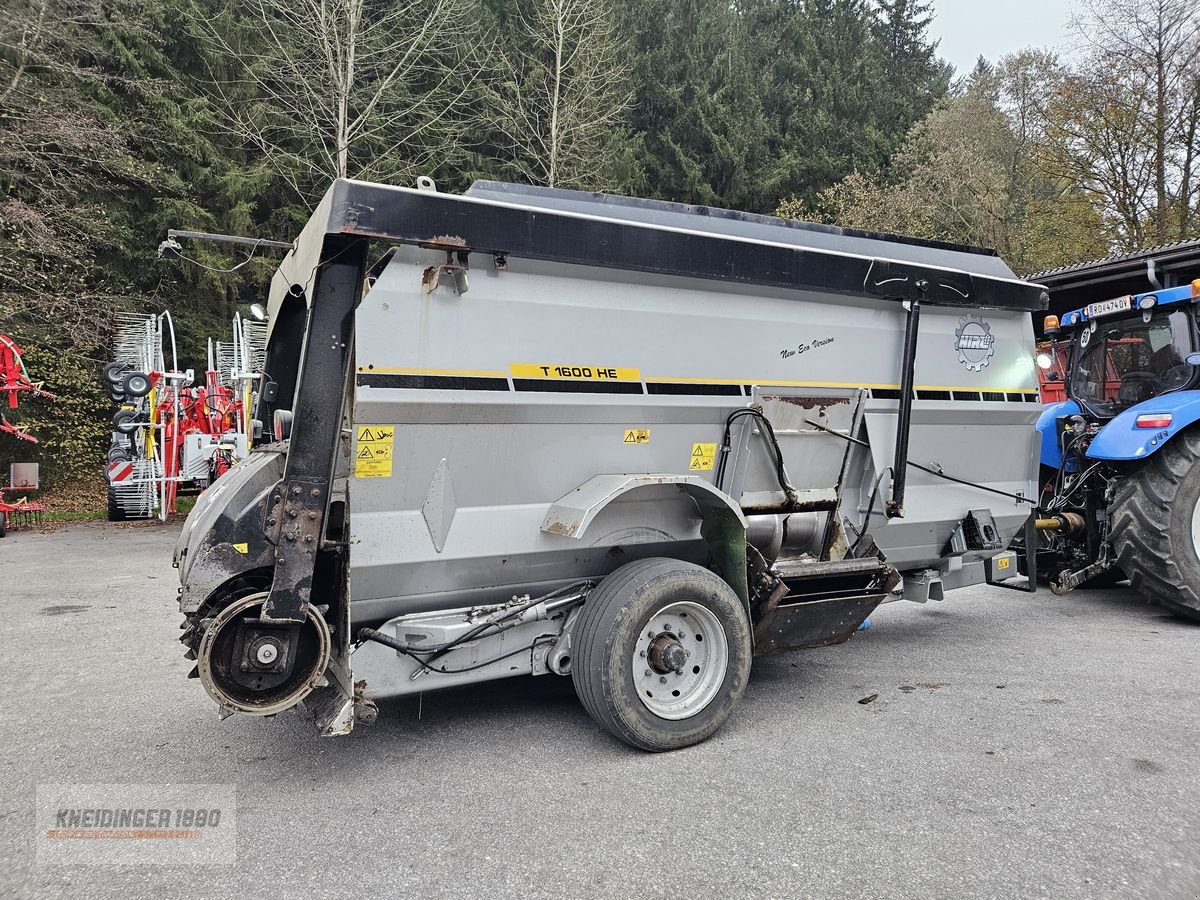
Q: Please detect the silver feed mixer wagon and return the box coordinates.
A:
[173,178,1048,750]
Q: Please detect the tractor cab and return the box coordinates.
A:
[1046,283,1200,420]
[1029,278,1200,611]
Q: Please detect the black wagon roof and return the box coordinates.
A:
[466,180,1018,279]
[297,178,1048,312]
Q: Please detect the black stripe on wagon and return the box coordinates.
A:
[356,373,509,391]
[952,390,981,401]
[981,391,1007,401]
[512,378,645,394]
[916,389,951,400]
[871,388,904,400]
[647,382,743,396]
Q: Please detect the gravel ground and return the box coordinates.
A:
[1,521,1197,900]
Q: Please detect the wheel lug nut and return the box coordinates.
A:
[644,669,652,677]
[659,676,668,684]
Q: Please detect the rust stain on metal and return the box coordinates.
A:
[740,498,837,515]
[763,395,851,413]
[338,225,473,254]
[425,234,469,250]
[542,520,577,537]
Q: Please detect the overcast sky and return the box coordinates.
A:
[930,0,1076,77]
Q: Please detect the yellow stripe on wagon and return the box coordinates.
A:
[357,364,1038,395]
[510,363,641,382]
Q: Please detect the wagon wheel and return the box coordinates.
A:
[571,558,752,751]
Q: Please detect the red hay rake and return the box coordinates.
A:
[0,335,53,535]
[103,312,264,521]
[0,334,55,443]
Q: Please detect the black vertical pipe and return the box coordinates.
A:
[1021,511,1037,593]
[887,298,921,518]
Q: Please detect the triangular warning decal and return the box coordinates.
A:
[692,445,706,456]
[358,427,375,442]
[356,446,373,459]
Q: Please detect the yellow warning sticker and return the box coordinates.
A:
[689,442,717,471]
[996,557,1011,570]
[623,428,651,444]
[355,425,395,478]
[232,542,249,554]
[511,363,641,382]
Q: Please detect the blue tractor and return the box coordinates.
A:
[1032,279,1200,619]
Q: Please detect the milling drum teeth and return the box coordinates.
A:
[187,665,200,679]
[183,648,197,660]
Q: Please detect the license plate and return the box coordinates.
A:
[1086,296,1132,318]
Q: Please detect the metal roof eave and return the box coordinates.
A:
[1030,238,1200,287]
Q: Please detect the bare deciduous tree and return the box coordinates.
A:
[199,0,482,201]
[1041,61,1158,247]
[487,0,632,189]
[1070,0,1200,241]
[1,0,151,337]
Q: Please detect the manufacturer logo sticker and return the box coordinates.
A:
[955,315,995,372]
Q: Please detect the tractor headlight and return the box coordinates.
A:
[1036,353,1053,370]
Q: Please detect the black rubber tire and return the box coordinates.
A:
[103,362,129,387]
[571,557,752,751]
[121,371,151,398]
[1110,429,1200,621]
[0,510,7,538]
[112,409,141,435]
[107,484,127,522]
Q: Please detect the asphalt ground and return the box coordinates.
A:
[1,521,1198,899]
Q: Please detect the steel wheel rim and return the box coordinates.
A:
[632,599,728,721]
[1191,490,1200,560]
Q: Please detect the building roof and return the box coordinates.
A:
[1027,237,1200,320]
